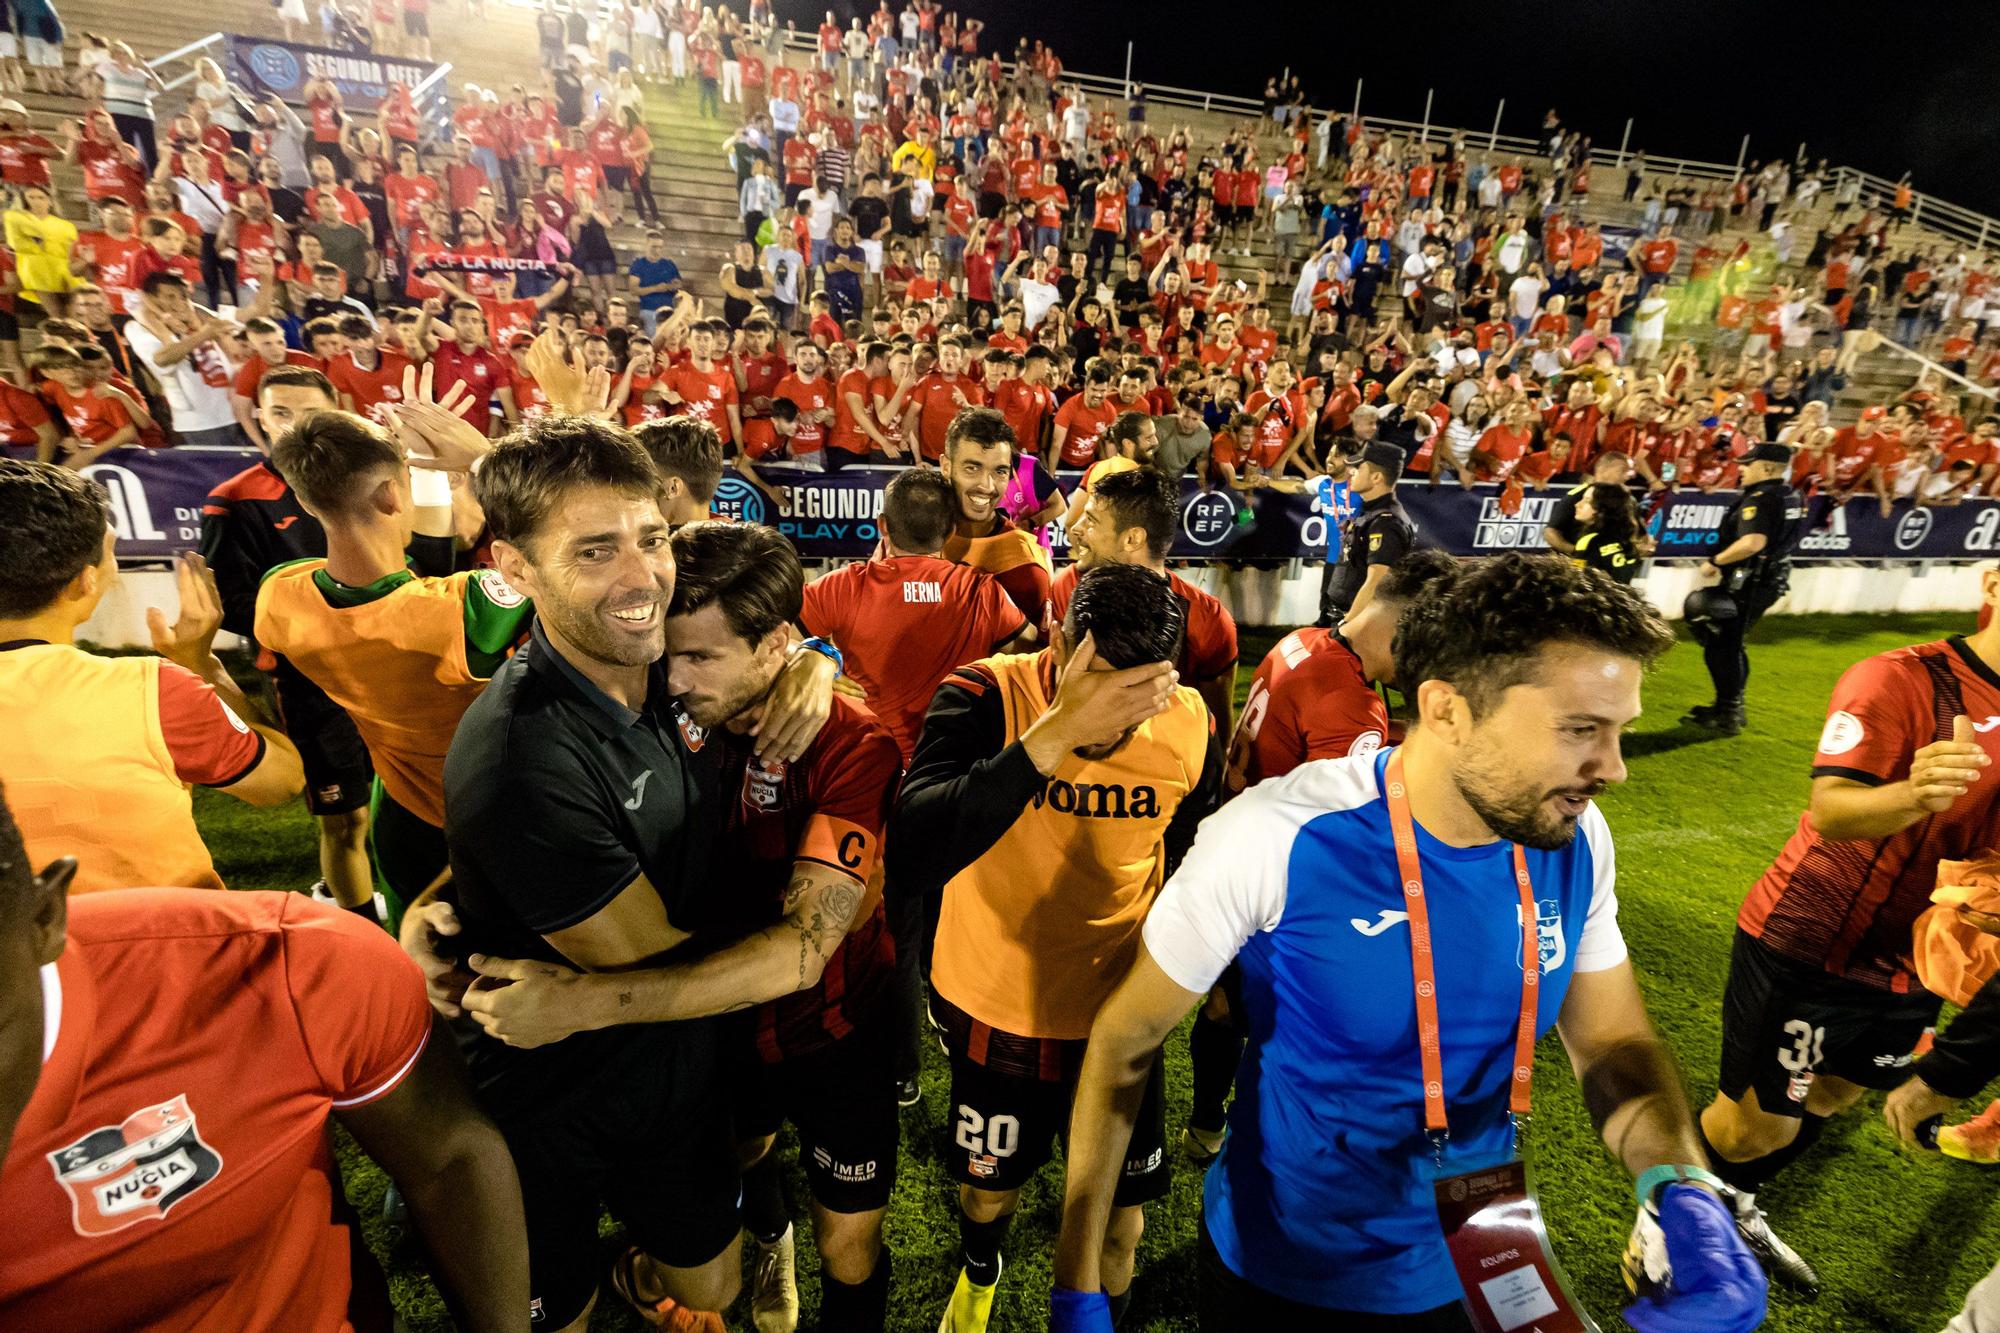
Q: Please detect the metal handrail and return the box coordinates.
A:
[145,30,225,94]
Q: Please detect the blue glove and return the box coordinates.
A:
[1623,1185,1768,1333]
[1049,1285,1115,1333]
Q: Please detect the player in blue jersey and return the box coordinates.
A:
[1049,554,1767,1333]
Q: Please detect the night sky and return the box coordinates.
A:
[928,0,2000,222]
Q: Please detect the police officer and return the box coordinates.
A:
[1317,441,1416,627]
[1681,443,1804,734]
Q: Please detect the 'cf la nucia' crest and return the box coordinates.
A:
[47,1094,224,1236]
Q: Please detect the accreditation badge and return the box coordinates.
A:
[1435,1158,1599,1333]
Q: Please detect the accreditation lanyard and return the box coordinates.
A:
[1383,750,1540,1148]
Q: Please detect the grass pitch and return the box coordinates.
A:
[193,612,2000,1331]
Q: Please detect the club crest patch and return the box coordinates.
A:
[48,1095,224,1237]
[746,755,787,810]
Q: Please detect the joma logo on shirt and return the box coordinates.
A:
[902,580,942,603]
[1030,779,1159,819]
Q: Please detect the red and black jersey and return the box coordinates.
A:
[1739,636,2000,991]
[693,696,903,1061]
[198,459,327,641]
[1046,565,1238,690]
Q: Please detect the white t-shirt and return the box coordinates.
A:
[1508,274,1546,320]
[126,319,238,433]
[1634,295,1670,341]
[1399,252,1434,297]
[1495,232,1530,275]
[798,188,838,240]
[1020,276,1060,330]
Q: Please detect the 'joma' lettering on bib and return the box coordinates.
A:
[1029,779,1159,819]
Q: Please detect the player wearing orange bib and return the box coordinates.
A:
[256,408,531,924]
[939,406,1053,635]
[0,462,302,895]
[892,563,1221,1333]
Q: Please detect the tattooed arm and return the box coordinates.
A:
[458,860,868,1048]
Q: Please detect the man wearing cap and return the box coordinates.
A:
[1317,441,1416,628]
[1681,444,1804,735]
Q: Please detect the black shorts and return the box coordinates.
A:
[499,1033,740,1329]
[1717,928,1940,1117]
[272,660,372,815]
[403,8,427,34]
[731,1017,898,1213]
[942,1025,1169,1203]
[603,164,630,191]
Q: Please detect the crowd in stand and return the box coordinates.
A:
[0,0,1994,525]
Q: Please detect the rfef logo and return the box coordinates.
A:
[246,45,303,93]
[711,475,768,525]
[1893,506,1934,552]
[1181,491,1234,547]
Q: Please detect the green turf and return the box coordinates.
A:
[192,612,2000,1332]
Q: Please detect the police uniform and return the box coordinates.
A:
[1574,530,1641,584]
[1685,470,1804,721]
[1318,488,1415,627]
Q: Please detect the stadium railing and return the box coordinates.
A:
[745,21,2000,258]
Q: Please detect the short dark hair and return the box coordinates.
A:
[1106,411,1150,453]
[270,410,404,516]
[1063,562,1186,669]
[336,314,375,339]
[1376,548,1460,606]
[667,520,801,645]
[944,405,1016,457]
[1090,466,1176,560]
[139,271,187,296]
[474,414,661,551]
[882,466,956,553]
[257,365,337,405]
[242,316,283,337]
[0,460,108,617]
[1392,552,1674,718]
[632,417,725,506]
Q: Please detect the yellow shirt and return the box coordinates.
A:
[5,209,77,300]
[891,141,937,182]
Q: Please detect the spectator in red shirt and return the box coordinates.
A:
[420,300,519,434]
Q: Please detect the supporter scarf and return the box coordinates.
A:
[413,253,558,277]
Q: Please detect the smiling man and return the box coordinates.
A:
[447,521,904,1333]
[1048,554,1765,1333]
[427,417,837,1333]
[938,406,1052,635]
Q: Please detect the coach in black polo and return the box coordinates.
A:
[432,415,835,1333]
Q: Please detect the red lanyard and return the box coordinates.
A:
[1383,750,1540,1142]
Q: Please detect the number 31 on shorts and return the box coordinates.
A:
[955,1106,1020,1159]
[1778,1019,1825,1074]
